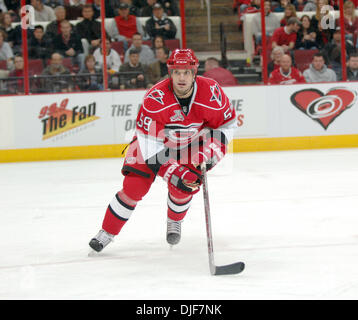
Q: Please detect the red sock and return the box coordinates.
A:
[167,193,193,221]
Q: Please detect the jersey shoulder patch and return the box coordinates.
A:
[194,76,227,110]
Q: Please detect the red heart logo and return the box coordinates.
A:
[290,88,357,129]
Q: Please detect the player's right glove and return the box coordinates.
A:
[158,159,202,196]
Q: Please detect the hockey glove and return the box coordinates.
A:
[192,130,227,171]
[158,159,202,196]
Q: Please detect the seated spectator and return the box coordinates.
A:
[107,3,141,50]
[151,34,165,54]
[340,1,358,47]
[273,0,290,12]
[93,38,122,73]
[8,55,24,94]
[345,53,358,81]
[310,0,335,45]
[29,25,52,60]
[303,52,337,82]
[64,0,85,20]
[43,0,65,8]
[45,5,73,39]
[203,57,238,86]
[119,48,150,89]
[322,26,356,75]
[158,0,180,16]
[267,46,284,76]
[0,29,13,62]
[271,17,301,53]
[0,12,15,45]
[120,0,140,16]
[41,52,72,92]
[140,0,157,17]
[145,3,177,40]
[52,20,85,70]
[148,46,169,85]
[75,4,101,51]
[295,15,319,50]
[78,54,103,90]
[303,0,317,11]
[30,0,57,21]
[268,54,306,84]
[280,4,297,27]
[124,32,156,65]
[251,0,280,45]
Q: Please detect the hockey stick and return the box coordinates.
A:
[201,163,245,275]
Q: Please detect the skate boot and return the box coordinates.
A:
[167,218,182,245]
[89,229,114,252]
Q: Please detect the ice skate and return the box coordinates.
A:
[89,229,114,253]
[167,218,182,246]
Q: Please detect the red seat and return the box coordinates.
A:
[29,59,43,75]
[164,39,180,51]
[0,60,6,69]
[294,49,319,72]
[111,41,125,55]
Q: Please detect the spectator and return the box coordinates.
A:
[303,52,337,82]
[310,0,335,45]
[203,57,238,86]
[120,0,140,16]
[157,0,180,16]
[4,0,19,14]
[78,54,103,90]
[75,4,102,51]
[93,37,122,72]
[251,0,280,45]
[303,0,317,11]
[0,29,13,62]
[124,32,156,65]
[322,27,356,75]
[43,0,65,8]
[8,55,24,94]
[30,0,57,22]
[273,0,290,12]
[45,6,72,39]
[151,34,165,53]
[52,20,85,70]
[64,0,85,20]
[148,46,169,85]
[145,3,177,40]
[91,0,101,19]
[271,17,301,53]
[107,3,141,50]
[29,25,52,59]
[0,12,16,47]
[119,48,150,89]
[340,1,358,46]
[295,15,319,49]
[268,54,306,84]
[267,45,284,76]
[140,0,157,17]
[41,52,72,92]
[345,53,358,81]
[280,4,296,27]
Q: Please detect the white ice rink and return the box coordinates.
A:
[1,148,358,300]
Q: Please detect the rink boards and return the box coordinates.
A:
[0,82,358,162]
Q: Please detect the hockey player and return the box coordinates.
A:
[89,48,237,252]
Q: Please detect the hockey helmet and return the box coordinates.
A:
[167,49,199,75]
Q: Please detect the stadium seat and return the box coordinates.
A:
[293,49,319,72]
[0,60,6,70]
[29,59,44,75]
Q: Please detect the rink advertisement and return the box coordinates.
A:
[1,81,358,161]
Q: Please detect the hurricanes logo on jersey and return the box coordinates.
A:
[170,110,184,122]
[210,84,222,106]
[147,89,165,105]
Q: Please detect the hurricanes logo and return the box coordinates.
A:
[147,89,165,105]
[39,98,99,140]
[170,109,184,122]
[290,88,357,129]
[210,84,222,106]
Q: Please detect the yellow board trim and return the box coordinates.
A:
[1,135,358,163]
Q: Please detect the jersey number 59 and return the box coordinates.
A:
[137,113,153,132]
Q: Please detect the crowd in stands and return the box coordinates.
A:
[237,0,358,83]
[0,0,180,93]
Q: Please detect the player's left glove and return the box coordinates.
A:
[192,130,227,171]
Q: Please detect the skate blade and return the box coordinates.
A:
[88,249,100,257]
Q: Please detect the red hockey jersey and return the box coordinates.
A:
[268,67,306,85]
[123,76,236,177]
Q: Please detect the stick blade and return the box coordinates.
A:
[212,262,245,275]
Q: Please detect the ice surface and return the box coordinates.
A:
[1,149,358,299]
